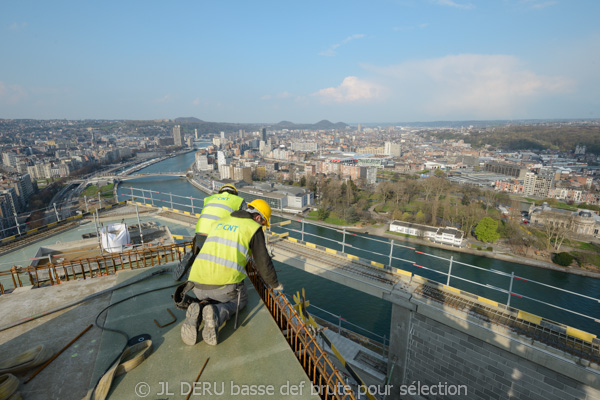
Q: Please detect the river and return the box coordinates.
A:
[116,148,600,340]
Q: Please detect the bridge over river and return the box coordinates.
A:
[118,172,187,180]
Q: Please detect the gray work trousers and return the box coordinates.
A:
[192,282,248,326]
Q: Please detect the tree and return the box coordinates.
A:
[434,169,447,178]
[392,209,404,220]
[346,207,359,224]
[429,177,449,225]
[455,204,485,238]
[415,210,425,224]
[541,214,574,253]
[481,188,497,212]
[317,208,330,220]
[553,252,574,267]
[474,217,500,243]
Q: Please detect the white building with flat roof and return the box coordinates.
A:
[389,221,465,247]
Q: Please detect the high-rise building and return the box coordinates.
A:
[524,170,554,197]
[261,128,267,143]
[173,125,183,147]
[195,129,199,140]
[2,152,17,168]
[384,142,402,157]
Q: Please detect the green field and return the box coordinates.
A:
[82,183,114,198]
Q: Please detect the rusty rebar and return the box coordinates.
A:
[185,357,209,400]
[154,309,177,328]
[24,324,93,384]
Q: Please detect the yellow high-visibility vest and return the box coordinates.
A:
[195,193,244,235]
[189,215,261,285]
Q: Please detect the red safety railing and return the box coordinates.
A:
[0,241,192,291]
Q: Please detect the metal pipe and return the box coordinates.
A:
[447,256,453,286]
[13,213,21,235]
[53,203,60,222]
[135,203,144,247]
[507,272,515,307]
[94,210,103,255]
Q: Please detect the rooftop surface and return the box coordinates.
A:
[0,264,319,400]
[0,209,321,399]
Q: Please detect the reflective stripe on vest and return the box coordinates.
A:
[195,193,244,234]
[189,216,261,285]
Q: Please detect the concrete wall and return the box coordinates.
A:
[387,284,600,400]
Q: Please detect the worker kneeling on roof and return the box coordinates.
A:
[181,199,283,346]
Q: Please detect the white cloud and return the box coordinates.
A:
[0,82,27,104]
[319,34,365,57]
[313,76,386,103]
[520,0,558,10]
[365,54,573,118]
[8,22,28,31]
[155,94,173,103]
[434,0,474,9]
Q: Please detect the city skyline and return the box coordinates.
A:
[1,1,599,123]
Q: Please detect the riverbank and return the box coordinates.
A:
[287,215,600,280]
[187,175,213,196]
[352,224,600,280]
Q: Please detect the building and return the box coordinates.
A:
[157,137,174,147]
[2,152,17,168]
[484,162,528,179]
[195,153,212,171]
[360,166,377,185]
[237,184,313,214]
[216,151,230,168]
[173,125,183,147]
[523,170,554,198]
[356,146,385,155]
[384,142,402,157]
[389,221,465,247]
[291,142,318,152]
[0,194,18,238]
[529,205,599,238]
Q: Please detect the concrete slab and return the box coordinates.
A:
[91,267,319,399]
[0,275,118,400]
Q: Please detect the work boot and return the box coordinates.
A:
[202,304,219,346]
[181,302,201,345]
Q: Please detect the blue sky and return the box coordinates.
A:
[1,0,599,123]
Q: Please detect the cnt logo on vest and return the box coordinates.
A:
[215,223,238,232]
